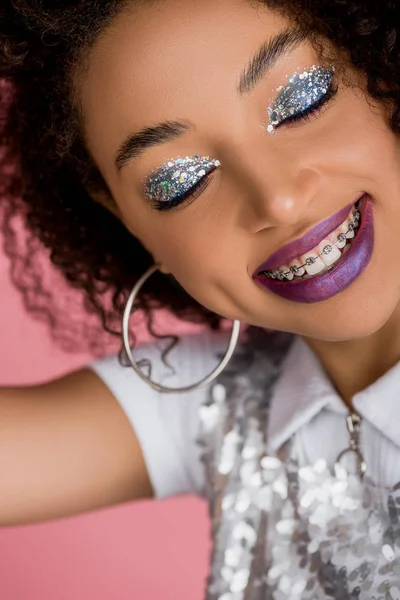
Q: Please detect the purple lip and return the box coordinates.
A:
[253,195,374,304]
[255,200,358,274]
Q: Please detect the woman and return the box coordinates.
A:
[1,0,400,597]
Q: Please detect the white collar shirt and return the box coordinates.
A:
[268,336,400,488]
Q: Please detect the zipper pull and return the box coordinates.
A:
[336,412,367,479]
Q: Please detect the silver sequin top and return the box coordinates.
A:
[197,328,400,600]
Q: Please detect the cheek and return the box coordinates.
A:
[343,115,400,197]
[300,88,393,178]
[135,214,249,294]
[146,221,228,276]
[333,95,398,173]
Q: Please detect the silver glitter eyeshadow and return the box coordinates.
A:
[144,155,221,204]
[266,65,335,133]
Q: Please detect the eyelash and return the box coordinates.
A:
[153,81,338,212]
[275,81,339,130]
[152,171,214,211]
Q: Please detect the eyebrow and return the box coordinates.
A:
[115,28,307,171]
[115,119,194,171]
[238,28,308,95]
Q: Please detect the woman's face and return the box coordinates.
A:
[79,0,400,342]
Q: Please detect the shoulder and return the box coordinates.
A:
[93,328,232,390]
[89,328,233,498]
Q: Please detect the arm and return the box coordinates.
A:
[0,368,153,527]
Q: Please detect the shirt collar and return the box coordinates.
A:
[268,335,400,452]
[353,360,400,447]
[267,337,344,452]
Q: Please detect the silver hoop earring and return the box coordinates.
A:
[122,264,241,393]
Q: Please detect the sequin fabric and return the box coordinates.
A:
[266,65,335,134]
[144,155,220,204]
[198,328,400,600]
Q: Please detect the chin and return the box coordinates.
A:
[295,289,400,343]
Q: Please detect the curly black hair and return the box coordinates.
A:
[0,0,399,353]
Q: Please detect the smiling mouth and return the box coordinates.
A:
[257,202,361,282]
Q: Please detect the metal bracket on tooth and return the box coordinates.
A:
[265,212,361,281]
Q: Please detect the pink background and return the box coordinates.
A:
[0,248,210,600]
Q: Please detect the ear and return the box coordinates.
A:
[90,188,171,275]
[158,263,171,275]
[89,188,123,220]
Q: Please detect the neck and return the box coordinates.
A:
[302,303,400,410]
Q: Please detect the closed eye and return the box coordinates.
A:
[151,170,215,212]
[276,81,338,129]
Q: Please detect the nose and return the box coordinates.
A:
[237,150,320,233]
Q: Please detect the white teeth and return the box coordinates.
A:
[270,203,361,281]
[281,265,294,280]
[301,253,325,276]
[318,239,342,267]
[287,259,305,277]
[341,218,355,239]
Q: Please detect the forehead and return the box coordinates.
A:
[80,0,290,164]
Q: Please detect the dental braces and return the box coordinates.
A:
[262,209,361,281]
